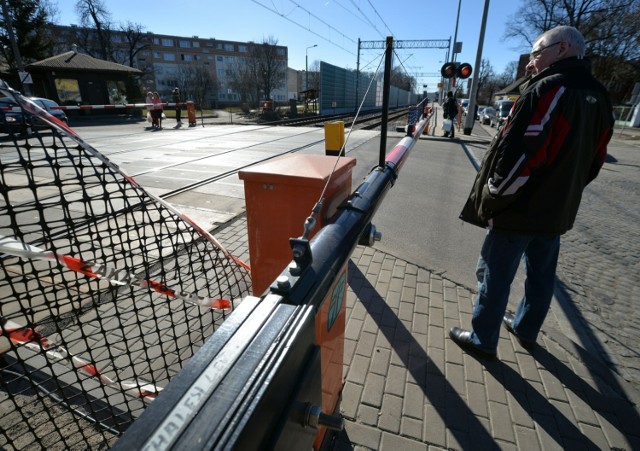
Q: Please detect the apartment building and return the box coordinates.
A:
[51,25,290,106]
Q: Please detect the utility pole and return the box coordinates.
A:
[463,0,490,135]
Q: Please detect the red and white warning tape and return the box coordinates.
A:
[0,318,162,401]
[0,235,233,311]
[0,102,191,112]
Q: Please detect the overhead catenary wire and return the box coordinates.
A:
[366,0,395,37]
[250,0,356,55]
[347,0,384,38]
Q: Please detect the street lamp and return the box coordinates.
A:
[305,44,317,91]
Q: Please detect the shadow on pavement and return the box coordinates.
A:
[341,260,498,450]
[554,278,640,407]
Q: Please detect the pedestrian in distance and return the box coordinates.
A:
[450,25,614,359]
[442,91,458,139]
[145,91,154,128]
[172,87,182,125]
[152,92,163,130]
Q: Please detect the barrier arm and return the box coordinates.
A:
[112,118,433,451]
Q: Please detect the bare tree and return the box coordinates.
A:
[177,63,217,113]
[390,66,416,92]
[227,58,258,106]
[502,0,640,102]
[308,60,321,94]
[119,21,149,68]
[74,0,112,60]
[250,36,286,102]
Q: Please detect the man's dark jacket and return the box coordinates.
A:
[459,57,613,235]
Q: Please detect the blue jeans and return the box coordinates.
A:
[469,229,560,352]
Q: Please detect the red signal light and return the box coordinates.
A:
[457,63,473,79]
[440,62,457,79]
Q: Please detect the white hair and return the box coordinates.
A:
[536,26,586,58]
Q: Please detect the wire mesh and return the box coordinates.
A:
[0,84,252,449]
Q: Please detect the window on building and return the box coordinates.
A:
[239,45,248,53]
[276,49,285,56]
[192,41,200,48]
[54,78,81,104]
[181,54,193,61]
[153,38,161,45]
[216,43,223,49]
[107,80,127,104]
[164,53,176,61]
[217,56,223,61]
[179,40,190,48]
[154,52,161,58]
[162,38,173,46]
[224,43,234,51]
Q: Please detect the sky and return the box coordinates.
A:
[52,0,529,90]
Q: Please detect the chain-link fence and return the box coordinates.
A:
[0,85,252,449]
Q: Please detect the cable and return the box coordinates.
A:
[366,0,394,36]
[347,0,384,38]
[250,0,356,55]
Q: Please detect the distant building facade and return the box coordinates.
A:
[50,25,290,106]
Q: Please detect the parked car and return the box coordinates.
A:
[480,107,495,125]
[0,96,24,135]
[490,100,515,128]
[475,105,490,120]
[0,96,69,137]
[460,98,470,115]
[30,97,69,124]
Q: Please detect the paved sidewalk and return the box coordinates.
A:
[332,245,640,450]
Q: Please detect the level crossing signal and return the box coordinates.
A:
[440,62,473,79]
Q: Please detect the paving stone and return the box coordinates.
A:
[357,403,381,427]
[385,364,406,397]
[355,331,377,358]
[423,403,446,448]
[378,394,402,433]
[465,380,489,418]
[380,431,427,450]
[343,420,381,450]
[362,372,385,407]
[347,354,371,385]
[539,368,568,402]
[402,382,425,420]
[488,400,516,443]
[399,417,424,443]
[340,381,363,420]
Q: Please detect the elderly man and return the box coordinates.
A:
[450,26,614,359]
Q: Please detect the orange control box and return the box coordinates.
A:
[238,154,356,296]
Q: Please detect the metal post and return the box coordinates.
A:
[305,45,317,92]
[452,0,462,64]
[379,36,393,168]
[463,0,490,135]
[355,38,361,112]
